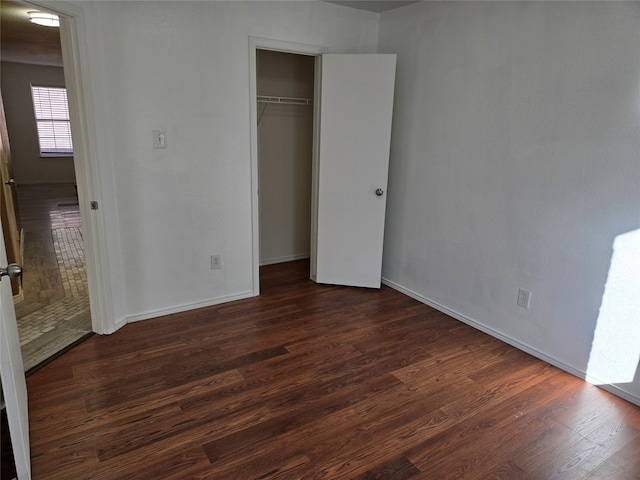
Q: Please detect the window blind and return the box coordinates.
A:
[31,86,73,154]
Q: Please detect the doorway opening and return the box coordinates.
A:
[251,41,396,293]
[256,49,315,287]
[0,1,92,372]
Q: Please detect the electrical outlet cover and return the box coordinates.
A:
[517,288,531,309]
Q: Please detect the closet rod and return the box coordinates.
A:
[257,95,313,105]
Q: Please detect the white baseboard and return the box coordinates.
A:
[125,290,256,324]
[382,277,640,407]
[260,254,309,266]
[111,316,128,334]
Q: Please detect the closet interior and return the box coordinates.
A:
[256,50,315,270]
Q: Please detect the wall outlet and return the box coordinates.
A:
[211,254,222,270]
[517,288,531,309]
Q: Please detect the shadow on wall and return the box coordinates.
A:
[586,228,640,387]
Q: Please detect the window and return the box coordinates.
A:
[31,85,73,155]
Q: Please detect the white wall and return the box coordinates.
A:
[70,1,378,321]
[379,2,640,403]
[0,62,76,185]
[257,50,314,265]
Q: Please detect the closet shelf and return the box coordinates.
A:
[257,95,313,105]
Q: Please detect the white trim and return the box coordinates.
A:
[125,292,255,324]
[309,56,322,282]
[33,1,119,334]
[250,37,327,57]
[260,254,310,266]
[249,38,260,298]
[22,0,79,16]
[249,37,328,296]
[381,277,640,407]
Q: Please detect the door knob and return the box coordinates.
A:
[5,179,15,186]
[0,264,22,280]
[375,188,384,196]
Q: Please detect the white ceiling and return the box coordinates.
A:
[324,1,420,13]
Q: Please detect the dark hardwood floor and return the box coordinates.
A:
[26,260,640,479]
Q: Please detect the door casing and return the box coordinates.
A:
[28,0,117,334]
[249,37,327,295]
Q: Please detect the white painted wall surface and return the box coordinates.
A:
[1,62,76,185]
[379,2,640,403]
[69,1,377,321]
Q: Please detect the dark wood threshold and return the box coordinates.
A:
[26,332,94,377]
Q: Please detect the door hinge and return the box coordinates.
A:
[90,201,99,210]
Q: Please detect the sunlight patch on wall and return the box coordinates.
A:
[586,228,640,385]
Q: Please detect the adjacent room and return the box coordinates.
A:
[0,0,93,373]
[1,1,638,478]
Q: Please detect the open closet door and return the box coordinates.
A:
[0,217,30,479]
[313,54,396,288]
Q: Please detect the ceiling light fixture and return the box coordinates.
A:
[28,11,60,27]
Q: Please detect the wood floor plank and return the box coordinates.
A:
[350,456,420,480]
[605,434,640,478]
[24,260,640,479]
[416,377,632,480]
[527,429,638,480]
[199,381,419,479]
[405,371,572,472]
[473,461,531,480]
[201,374,406,462]
[83,345,289,412]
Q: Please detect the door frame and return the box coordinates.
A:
[248,37,328,295]
[26,1,116,334]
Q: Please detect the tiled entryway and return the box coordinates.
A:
[52,226,88,297]
[14,184,92,372]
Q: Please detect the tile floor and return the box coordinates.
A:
[14,184,92,372]
[52,226,88,298]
